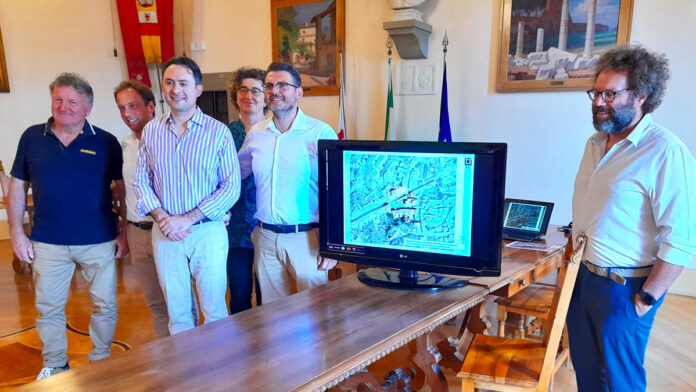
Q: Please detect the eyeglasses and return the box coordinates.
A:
[586,88,632,103]
[263,82,299,91]
[237,87,264,97]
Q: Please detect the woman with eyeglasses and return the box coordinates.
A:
[226,67,267,314]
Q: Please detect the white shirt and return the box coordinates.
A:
[121,132,152,223]
[572,114,696,268]
[238,108,337,225]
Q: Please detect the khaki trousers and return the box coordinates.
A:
[127,224,169,338]
[252,227,327,304]
[32,240,117,367]
[128,224,200,337]
[152,221,228,334]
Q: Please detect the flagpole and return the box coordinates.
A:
[338,39,347,140]
[438,31,452,142]
[384,38,394,141]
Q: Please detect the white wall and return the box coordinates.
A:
[1,0,695,266]
[0,1,129,167]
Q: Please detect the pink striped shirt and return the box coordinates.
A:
[134,107,240,221]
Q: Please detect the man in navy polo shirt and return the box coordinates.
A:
[7,73,128,380]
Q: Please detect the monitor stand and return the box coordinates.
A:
[357,268,469,291]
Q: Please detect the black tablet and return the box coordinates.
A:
[501,198,554,241]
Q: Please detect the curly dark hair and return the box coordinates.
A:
[594,45,670,114]
[229,67,267,112]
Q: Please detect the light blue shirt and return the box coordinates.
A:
[134,107,240,221]
[238,108,337,225]
[572,114,696,268]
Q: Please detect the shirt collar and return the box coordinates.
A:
[266,108,307,134]
[165,106,204,130]
[590,113,653,147]
[624,113,652,146]
[43,117,95,136]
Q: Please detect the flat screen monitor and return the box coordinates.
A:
[318,140,507,290]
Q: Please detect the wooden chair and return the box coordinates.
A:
[495,283,556,339]
[457,236,584,392]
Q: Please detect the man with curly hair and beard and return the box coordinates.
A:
[569,45,696,391]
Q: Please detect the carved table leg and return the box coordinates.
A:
[456,299,491,358]
[336,370,408,392]
[408,331,449,392]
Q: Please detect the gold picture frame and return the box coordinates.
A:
[1,26,9,92]
[271,0,345,96]
[496,0,633,92]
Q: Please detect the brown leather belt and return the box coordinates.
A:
[581,260,652,285]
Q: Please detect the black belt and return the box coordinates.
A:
[128,220,153,230]
[260,222,318,234]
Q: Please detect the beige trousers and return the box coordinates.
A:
[252,227,328,304]
[32,240,117,367]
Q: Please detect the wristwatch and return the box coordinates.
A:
[637,289,657,306]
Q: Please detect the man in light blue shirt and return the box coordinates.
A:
[238,62,337,304]
[570,45,696,391]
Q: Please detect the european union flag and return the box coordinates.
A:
[438,63,452,142]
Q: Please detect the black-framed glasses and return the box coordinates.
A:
[237,87,264,97]
[264,82,299,91]
[586,88,631,103]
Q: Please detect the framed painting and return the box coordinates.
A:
[271,0,345,96]
[496,0,633,92]
[1,26,9,92]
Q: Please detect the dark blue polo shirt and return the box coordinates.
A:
[11,118,123,245]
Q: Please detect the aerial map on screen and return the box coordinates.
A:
[343,151,475,256]
[503,202,546,232]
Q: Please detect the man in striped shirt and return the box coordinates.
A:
[134,57,240,334]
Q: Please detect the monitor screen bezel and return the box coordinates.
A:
[318,140,507,277]
[501,198,554,240]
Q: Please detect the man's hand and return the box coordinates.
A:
[167,229,192,241]
[634,293,652,317]
[11,231,34,264]
[159,215,193,239]
[223,211,232,226]
[115,230,129,258]
[317,255,338,271]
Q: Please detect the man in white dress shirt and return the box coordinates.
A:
[238,62,337,304]
[569,45,696,392]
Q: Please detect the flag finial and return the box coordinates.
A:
[442,31,449,60]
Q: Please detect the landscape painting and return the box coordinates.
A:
[496,0,634,92]
[271,0,345,96]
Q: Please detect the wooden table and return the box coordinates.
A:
[21,273,488,392]
[20,227,567,392]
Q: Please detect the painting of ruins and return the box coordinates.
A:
[271,0,345,96]
[496,0,634,92]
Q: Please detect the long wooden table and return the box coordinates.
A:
[21,273,487,391]
[20,227,567,392]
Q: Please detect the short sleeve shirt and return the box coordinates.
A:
[11,118,123,245]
